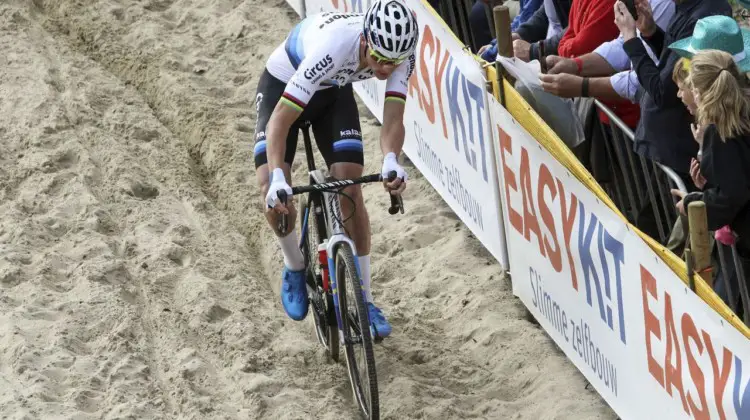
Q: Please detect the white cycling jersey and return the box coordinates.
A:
[265,11,415,111]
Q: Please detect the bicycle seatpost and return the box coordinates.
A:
[277,190,288,235]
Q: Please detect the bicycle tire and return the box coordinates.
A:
[335,243,379,420]
[300,191,339,362]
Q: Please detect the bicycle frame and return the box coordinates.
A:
[282,122,402,337]
[308,168,361,336]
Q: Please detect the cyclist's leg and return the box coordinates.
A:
[253,69,308,321]
[312,84,392,338]
[310,86,369,258]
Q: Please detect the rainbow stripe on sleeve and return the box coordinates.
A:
[281,92,306,112]
[385,91,406,104]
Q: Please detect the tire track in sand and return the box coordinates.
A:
[5,1,357,419]
[33,0,617,418]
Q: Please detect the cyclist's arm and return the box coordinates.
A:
[266,101,302,171]
[380,97,406,156]
[380,56,414,157]
[267,47,340,172]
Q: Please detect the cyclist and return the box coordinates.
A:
[253,0,419,339]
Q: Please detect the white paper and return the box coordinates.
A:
[495,55,544,89]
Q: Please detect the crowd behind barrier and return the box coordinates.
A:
[287,0,750,418]
[474,0,750,325]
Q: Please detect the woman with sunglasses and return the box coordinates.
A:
[252,0,419,338]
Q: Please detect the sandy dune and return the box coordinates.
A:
[0,0,616,418]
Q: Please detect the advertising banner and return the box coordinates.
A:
[489,94,750,420]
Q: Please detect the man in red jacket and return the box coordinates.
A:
[557,0,619,58]
[539,0,641,129]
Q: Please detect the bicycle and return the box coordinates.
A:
[276,122,404,420]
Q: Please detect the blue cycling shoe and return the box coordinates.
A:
[281,266,309,321]
[367,302,392,339]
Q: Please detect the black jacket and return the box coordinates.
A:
[622,0,732,174]
[515,0,572,61]
[684,125,750,256]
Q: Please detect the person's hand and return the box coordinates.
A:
[690,158,707,190]
[512,33,520,41]
[614,1,637,41]
[547,56,578,74]
[691,123,706,145]
[381,152,407,195]
[266,168,293,214]
[513,39,531,62]
[671,189,687,216]
[539,73,584,98]
[635,0,657,37]
[478,43,491,56]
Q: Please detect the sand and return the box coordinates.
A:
[0,0,617,418]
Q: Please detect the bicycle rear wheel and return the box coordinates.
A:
[335,243,379,419]
[300,191,339,361]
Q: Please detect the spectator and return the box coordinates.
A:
[538,0,674,105]
[467,1,522,53]
[615,0,732,177]
[607,0,732,242]
[535,0,673,230]
[512,0,544,32]
[501,0,622,156]
[671,48,750,313]
[479,0,572,62]
[468,0,495,52]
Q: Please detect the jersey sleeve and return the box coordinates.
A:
[282,45,342,112]
[384,53,416,104]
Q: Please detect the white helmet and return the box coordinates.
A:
[363,0,419,61]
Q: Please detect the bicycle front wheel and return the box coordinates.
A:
[335,243,379,420]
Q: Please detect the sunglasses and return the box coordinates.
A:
[367,43,407,66]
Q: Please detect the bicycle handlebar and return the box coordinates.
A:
[276,171,404,235]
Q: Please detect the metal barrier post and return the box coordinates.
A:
[730,244,750,324]
[717,244,737,310]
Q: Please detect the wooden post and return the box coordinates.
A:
[486,0,505,39]
[688,201,713,287]
[492,5,512,107]
[493,5,513,58]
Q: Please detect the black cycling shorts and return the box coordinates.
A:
[252,69,364,169]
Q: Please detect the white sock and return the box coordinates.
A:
[358,255,373,302]
[279,229,305,271]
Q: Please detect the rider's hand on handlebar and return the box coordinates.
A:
[381,152,407,195]
[266,168,293,214]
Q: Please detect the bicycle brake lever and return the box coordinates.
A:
[385,170,404,215]
[277,189,288,234]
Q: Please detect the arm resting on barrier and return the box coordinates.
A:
[585,76,631,101]
[579,53,617,76]
[531,31,565,61]
[622,36,680,108]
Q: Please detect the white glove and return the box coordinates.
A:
[381,152,408,182]
[265,168,293,208]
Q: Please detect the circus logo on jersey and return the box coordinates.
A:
[303,54,334,81]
